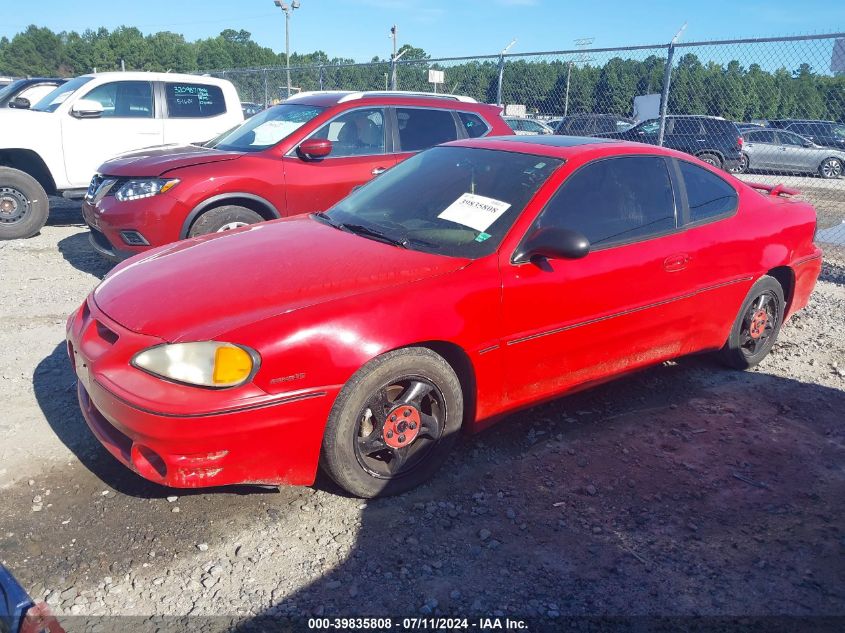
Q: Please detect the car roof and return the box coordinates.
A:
[285,90,487,109]
[80,71,233,87]
[444,134,686,161]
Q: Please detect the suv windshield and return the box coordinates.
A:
[31,76,93,112]
[832,124,845,139]
[321,146,562,259]
[209,104,324,152]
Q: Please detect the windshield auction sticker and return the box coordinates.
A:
[437,193,512,232]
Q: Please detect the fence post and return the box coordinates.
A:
[263,69,268,107]
[657,43,675,147]
[496,54,505,107]
[657,24,686,147]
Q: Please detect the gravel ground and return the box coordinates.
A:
[0,199,843,628]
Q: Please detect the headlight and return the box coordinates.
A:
[114,178,179,202]
[131,342,258,388]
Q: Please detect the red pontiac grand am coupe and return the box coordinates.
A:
[67,136,822,497]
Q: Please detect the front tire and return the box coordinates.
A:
[188,205,264,237]
[0,167,49,240]
[719,275,785,370]
[819,157,843,179]
[320,347,463,498]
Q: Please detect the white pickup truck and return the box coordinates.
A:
[0,71,243,240]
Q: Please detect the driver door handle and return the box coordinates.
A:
[372,167,387,175]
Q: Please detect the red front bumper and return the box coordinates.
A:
[66,299,338,488]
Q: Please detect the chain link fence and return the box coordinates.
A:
[203,33,845,246]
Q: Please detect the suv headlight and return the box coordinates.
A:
[114,178,179,202]
[132,342,258,388]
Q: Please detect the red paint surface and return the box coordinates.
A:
[67,138,823,488]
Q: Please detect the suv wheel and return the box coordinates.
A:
[0,167,49,240]
[697,153,723,169]
[730,153,749,174]
[188,205,264,237]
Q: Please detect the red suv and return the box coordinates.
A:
[82,91,511,260]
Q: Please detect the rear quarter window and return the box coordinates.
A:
[458,112,490,138]
[678,160,738,223]
[165,83,226,118]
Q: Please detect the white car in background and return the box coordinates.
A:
[0,72,243,240]
[503,116,555,136]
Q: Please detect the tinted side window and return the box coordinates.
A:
[566,118,592,134]
[537,156,676,247]
[82,81,153,118]
[396,108,458,151]
[672,118,705,135]
[748,130,776,144]
[678,160,738,223]
[165,83,226,118]
[458,112,489,138]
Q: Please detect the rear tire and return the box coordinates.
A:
[818,157,843,179]
[0,167,49,240]
[730,153,749,174]
[188,205,264,237]
[320,347,463,498]
[697,153,723,170]
[718,275,784,370]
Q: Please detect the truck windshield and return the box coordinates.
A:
[31,76,94,113]
[209,104,324,152]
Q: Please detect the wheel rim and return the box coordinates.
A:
[740,291,778,357]
[216,221,249,232]
[702,157,718,166]
[0,186,31,225]
[822,159,842,178]
[734,155,749,173]
[353,376,446,480]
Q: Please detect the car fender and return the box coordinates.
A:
[0,110,68,189]
[180,192,282,238]
[222,257,504,423]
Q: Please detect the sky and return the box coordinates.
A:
[2,0,845,61]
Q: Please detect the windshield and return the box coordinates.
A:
[31,76,93,112]
[210,103,324,152]
[0,79,26,102]
[322,146,563,259]
[832,124,845,139]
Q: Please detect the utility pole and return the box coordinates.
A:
[274,0,301,99]
[563,37,594,117]
[389,25,398,90]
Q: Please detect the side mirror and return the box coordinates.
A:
[8,97,30,109]
[70,99,104,119]
[514,227,590,263]
[803,141,813,148]
[297,138,332,160]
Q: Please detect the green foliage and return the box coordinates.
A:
[1,24,843,122]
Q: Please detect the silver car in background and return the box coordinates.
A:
[737,128,844,179]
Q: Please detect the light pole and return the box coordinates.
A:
[496,38,516,108]
[274,0,301,99]
[563,37,594,117]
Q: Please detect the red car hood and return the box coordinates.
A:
[93,216,468,342]
[99,145,242,177]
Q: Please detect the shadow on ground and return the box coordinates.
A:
[56,232,113,279]
[229,365,845,627]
